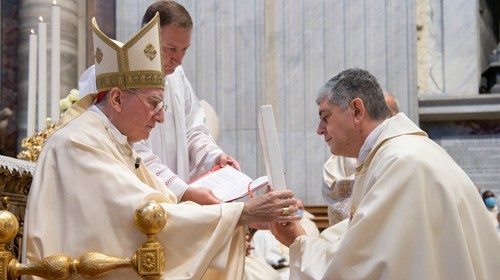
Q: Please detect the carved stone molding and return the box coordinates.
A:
[419,93,500,121]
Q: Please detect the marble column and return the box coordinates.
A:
[263,0,283,112]
[17,0,78,142]
[416,0,444,94]
[86,0,116,66]
[417,0,482,96]
[116,0,150,42]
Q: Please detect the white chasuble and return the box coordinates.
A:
[289,113,500,280]
[23,100,246,280]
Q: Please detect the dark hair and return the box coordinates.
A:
[482,190,496,200]
[316,68,392,120]
[142,0,193,29]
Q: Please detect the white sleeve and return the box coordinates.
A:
[134,141,189,200]
[181,72,224,178]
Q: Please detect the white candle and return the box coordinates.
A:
[28,29,37,137]
[51,1,60,121]
[77,0,86,76]
[38,16,47,130]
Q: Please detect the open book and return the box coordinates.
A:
[188,166,269,202]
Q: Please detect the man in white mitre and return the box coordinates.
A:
[23,13,299,280]
[79,1,238,205]
[271,68,500,280]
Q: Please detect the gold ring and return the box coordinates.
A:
[282,207,290,215]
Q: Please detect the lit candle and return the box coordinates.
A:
[28,29,37,137]
[38,16,47,130]
[51,1,60,121]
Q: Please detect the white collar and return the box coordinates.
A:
[357,118,390,166]
[88,105,129,145]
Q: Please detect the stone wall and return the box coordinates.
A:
[116,0,417,204]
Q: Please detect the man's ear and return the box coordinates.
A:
[351,98,365,123]
[108,87,123,112]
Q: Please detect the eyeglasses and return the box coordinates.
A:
[125,89,167,113]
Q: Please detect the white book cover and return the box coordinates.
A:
[189,166,269,202]
[258,105,287,190]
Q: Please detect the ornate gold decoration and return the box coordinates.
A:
[96,71,165,93]
[144,43,157,61]
[17,122,56,162]
[95,47,103,64]
[132,201,166,277]
[0,201,167,279]
[0,158,35,262]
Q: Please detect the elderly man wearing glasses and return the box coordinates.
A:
[79,1,240,206]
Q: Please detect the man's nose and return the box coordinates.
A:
[155,110,165,123]
[316,122,324,135]
[173,51,184,65]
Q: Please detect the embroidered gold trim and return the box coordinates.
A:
[349,204,357,222]
[95,47,103,64]
[96,73,126,92]
[96,70,164,92]
[125,70,164,89]
[144,43,157,60]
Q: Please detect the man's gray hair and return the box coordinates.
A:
[316,68,391,120]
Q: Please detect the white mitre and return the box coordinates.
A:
[91,12,164,93]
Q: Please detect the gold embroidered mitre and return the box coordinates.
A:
[92,12,164,92]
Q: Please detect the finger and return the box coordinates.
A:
[263,190,293,201]
[274,198,297,208]
[211,196,223,204]
[218,154,228,167]
[272,190,295,199]
[249,222,271,230]
[207,189,217,197]
[227,158,241,171]
[275,205,298,217]
[207,190,223,204]
[234,162,241,171]
[275,214,302,223]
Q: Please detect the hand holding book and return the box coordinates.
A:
[181,187,222,204]
[216,153,241,171]
[189,166,269,202]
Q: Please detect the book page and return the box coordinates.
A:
[189,166,267,202]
